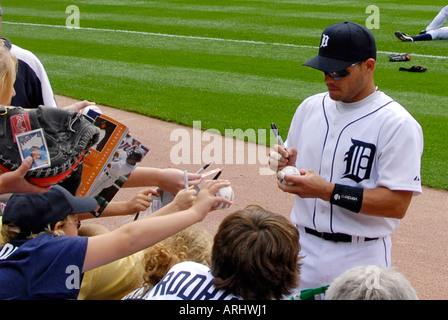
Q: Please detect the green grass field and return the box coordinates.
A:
[2,0,448,189]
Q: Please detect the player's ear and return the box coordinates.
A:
[365,58,376,74]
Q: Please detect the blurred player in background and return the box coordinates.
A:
[395,5,448,41]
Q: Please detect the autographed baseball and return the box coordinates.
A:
[277,166,301,185]
[214,186,234,210]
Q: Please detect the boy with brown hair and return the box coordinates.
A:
[137,205,302,300]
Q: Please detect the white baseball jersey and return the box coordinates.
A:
[286,89,423,238]
[123,261,242,300]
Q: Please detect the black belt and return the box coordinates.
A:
[304,227,378,243]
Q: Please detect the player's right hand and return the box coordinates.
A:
[269,145,297,172]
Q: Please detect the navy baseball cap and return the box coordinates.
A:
[2,185,98,235]
[303,21,377,73]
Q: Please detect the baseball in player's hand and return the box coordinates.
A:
[277,169,333,201]
[269,145,297,172]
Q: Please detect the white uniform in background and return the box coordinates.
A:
[424,5,448,40]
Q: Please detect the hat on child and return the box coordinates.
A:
[2,185,98,235]
[303,21,377,73]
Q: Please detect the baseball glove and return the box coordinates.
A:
[389,53,411,62]
[0,105,100,186]
[399,65,427,73]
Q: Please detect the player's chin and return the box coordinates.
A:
[327,88,342,100]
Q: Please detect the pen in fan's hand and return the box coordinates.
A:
[196,163,211,174]
[184,170,189,191]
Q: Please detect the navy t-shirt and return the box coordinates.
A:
[0,233,88,300]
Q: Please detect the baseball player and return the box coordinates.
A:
[395,5,448,41]
[270,21,423,291]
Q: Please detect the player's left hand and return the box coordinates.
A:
[277,168,333,201]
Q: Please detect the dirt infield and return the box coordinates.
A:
[58,96,448,300]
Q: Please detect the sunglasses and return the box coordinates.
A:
[323,62,361,80]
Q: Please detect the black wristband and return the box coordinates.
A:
[330,184,364,213]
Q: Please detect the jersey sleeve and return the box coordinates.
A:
[376,107,423,195]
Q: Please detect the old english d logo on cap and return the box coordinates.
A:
[303,21,377,73]
[320,34,330,48]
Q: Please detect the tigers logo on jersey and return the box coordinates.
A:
[343,139,376,183]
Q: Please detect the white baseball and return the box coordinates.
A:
[81,104,102,116]
[277,166,301,185]
[213,186,234,210]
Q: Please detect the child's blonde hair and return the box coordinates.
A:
[140,225,213,293]
[1,217,70,245]
[0,44,17,104]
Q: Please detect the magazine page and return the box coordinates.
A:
[78,110,149,216]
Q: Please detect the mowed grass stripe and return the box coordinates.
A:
[4,1,377,44]
[39,53,310,133]
[8,22,448,107]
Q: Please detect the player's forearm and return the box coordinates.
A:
[329,184,413,219]
[359,187,413,219]
[281,171,413,219]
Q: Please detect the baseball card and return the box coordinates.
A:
[15,128,51,170]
